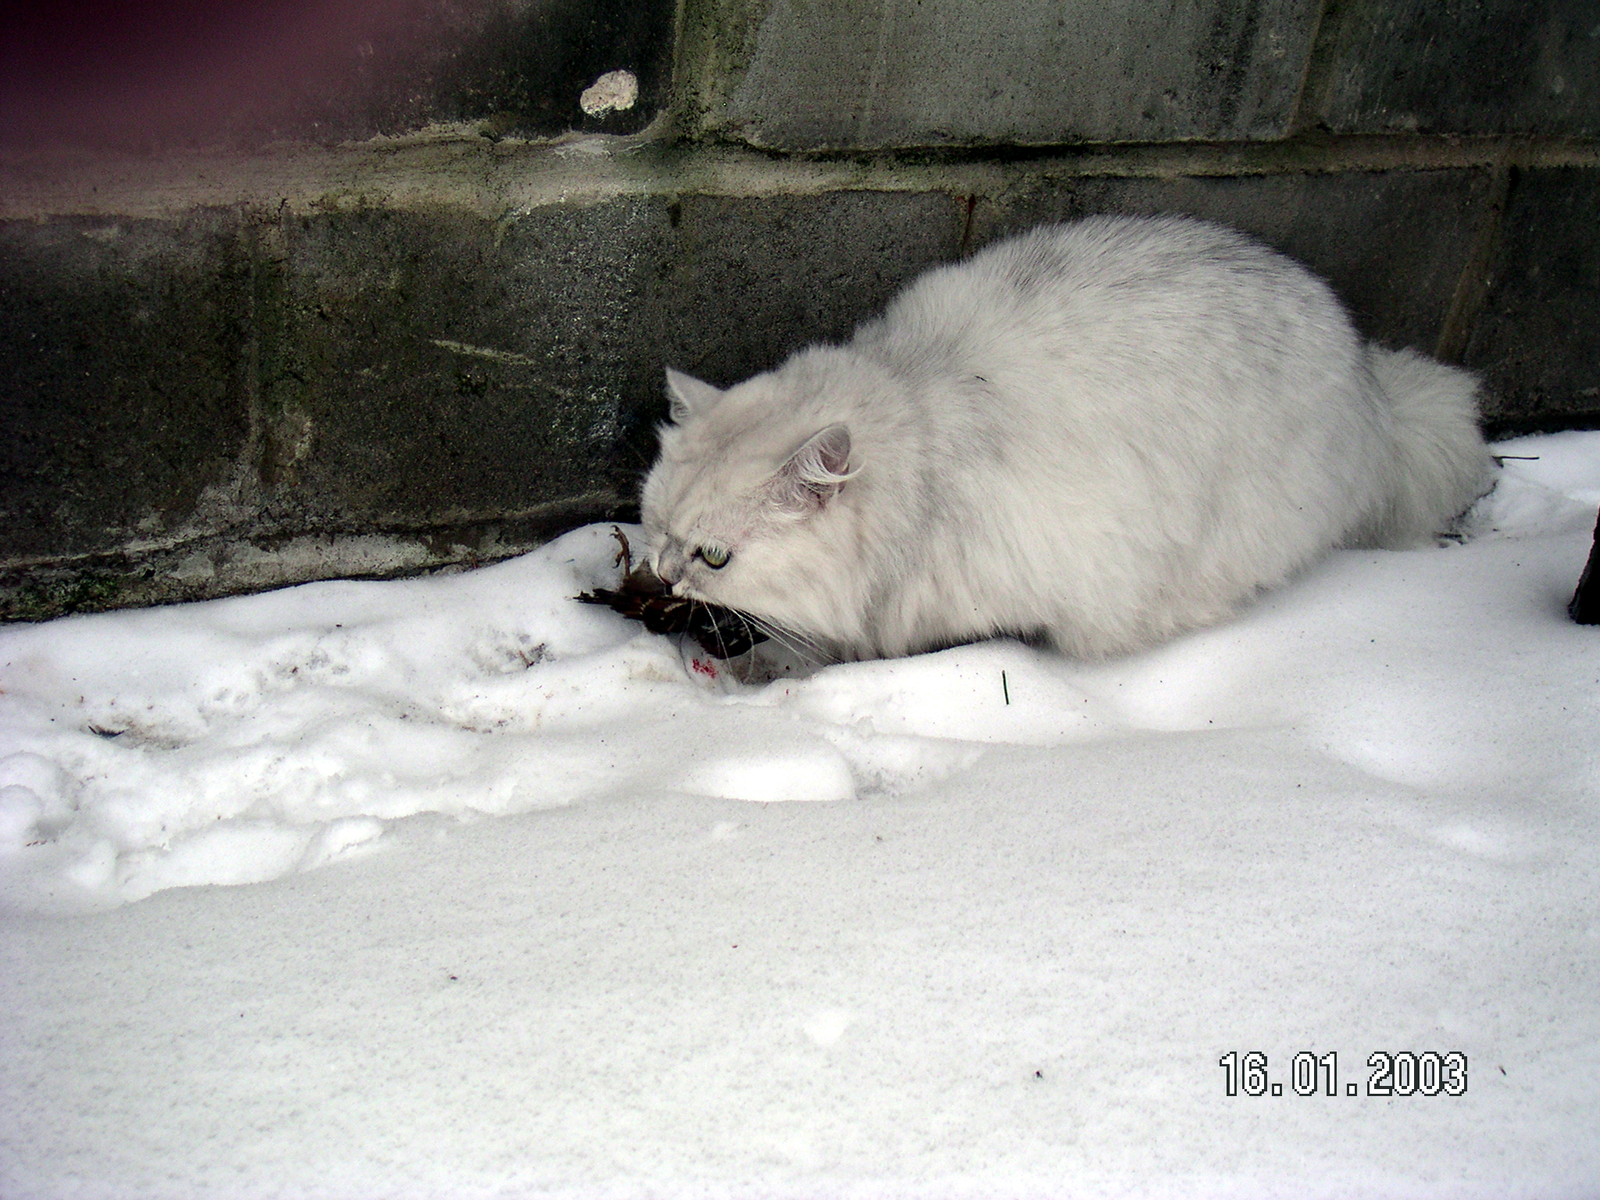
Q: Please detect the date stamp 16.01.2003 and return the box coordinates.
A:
[1219,1051,1467,1098]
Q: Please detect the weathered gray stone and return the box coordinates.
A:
[1465,167,1600,430]
[689,0,1324,150]
[262,201,669,529]
[0,0,675,152]
[0,211,252,562]
[1311,0,1600,137]
[658,191,966,384]
[973,168,1496,355]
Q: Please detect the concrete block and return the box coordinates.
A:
[1465,168,1600,430]
[1312,0,1600,137]
[265,201,671,529]
[687,0,1324,149]
[974,168,1495,354]
[0,211,252,563]
[0,0,675,152]
[658,191,966,384]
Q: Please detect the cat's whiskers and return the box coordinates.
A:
[745,612,835,666]
[667,589,829,665]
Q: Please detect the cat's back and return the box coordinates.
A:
[869,215,1345,371]
[979,213,1298,288]
[853,213,1368,476]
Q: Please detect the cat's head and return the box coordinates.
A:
[639,359,866,647]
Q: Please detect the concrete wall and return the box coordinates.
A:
[2,0,1597,618]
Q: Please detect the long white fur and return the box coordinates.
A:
[640,216,1490,661]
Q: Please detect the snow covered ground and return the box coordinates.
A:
[2,433,1599,1199]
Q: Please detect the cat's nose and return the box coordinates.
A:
[652,552,681,587]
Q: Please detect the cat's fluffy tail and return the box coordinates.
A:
[1359,345,1492,548]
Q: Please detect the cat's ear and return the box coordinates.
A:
[664,368,723,424]
[766,424,854,515]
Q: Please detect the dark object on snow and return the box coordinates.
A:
[577,527,769,659]
[1570,508,1600,625]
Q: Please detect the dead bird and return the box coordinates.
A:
[576,527,769,659]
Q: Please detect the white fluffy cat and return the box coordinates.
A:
[640,215,1489,661]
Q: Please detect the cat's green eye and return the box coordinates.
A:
[697,545,730,569]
